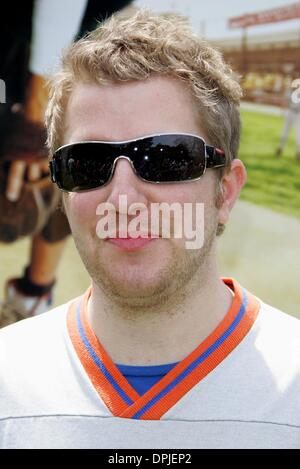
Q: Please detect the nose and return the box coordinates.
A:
[105,156,148,208]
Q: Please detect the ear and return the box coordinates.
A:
[218,159,247,225]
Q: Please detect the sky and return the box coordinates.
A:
[134,0,300,39]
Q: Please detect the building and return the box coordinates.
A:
[211,29,300,104]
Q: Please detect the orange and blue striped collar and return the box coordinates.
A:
[67,278,260,420]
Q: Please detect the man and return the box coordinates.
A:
[276,82,300,161]
[0,10,299,449]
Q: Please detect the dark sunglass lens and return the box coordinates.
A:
[55,143,114,191]
[134,135,206,182]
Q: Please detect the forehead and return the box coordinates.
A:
[63,75,206,144]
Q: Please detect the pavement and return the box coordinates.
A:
[218,200,300,319]
[240,101,284,116]
[0,200,299,319]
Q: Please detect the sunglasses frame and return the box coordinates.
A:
[49,132,226,193]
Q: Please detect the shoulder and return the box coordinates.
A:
[0,297,78,374]
[255,300,300,357]
[0,295,92,421]
[248,299,300,397]
[0,299,72,343]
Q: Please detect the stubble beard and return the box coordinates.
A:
[71,204,219,314]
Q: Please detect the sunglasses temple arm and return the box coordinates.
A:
[49,160,57,183]
[205,145,226,169]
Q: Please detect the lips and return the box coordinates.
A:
[106,235,159,251]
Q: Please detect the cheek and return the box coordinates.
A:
[155,183,198,205]
[66,191,105,226]
[157,181,214,207]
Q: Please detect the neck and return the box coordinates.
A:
[87,257,234,366]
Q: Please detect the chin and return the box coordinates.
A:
[93,256,177,304]
[108,263,168,292]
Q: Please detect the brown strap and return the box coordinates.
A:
[0,109,48,162]
[27,177,61,236]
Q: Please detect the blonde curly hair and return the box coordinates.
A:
[45,8,242,169]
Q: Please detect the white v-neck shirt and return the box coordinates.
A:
[0,280,299,449]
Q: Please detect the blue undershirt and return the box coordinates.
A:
[116,362,179,396]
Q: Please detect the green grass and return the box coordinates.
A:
[239,110,300,219]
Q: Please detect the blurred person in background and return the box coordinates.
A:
[276,77,300,161]
[0,0,134,327]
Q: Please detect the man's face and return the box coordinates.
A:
[63,76,221,307]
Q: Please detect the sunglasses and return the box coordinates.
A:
[49,133,226,192]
